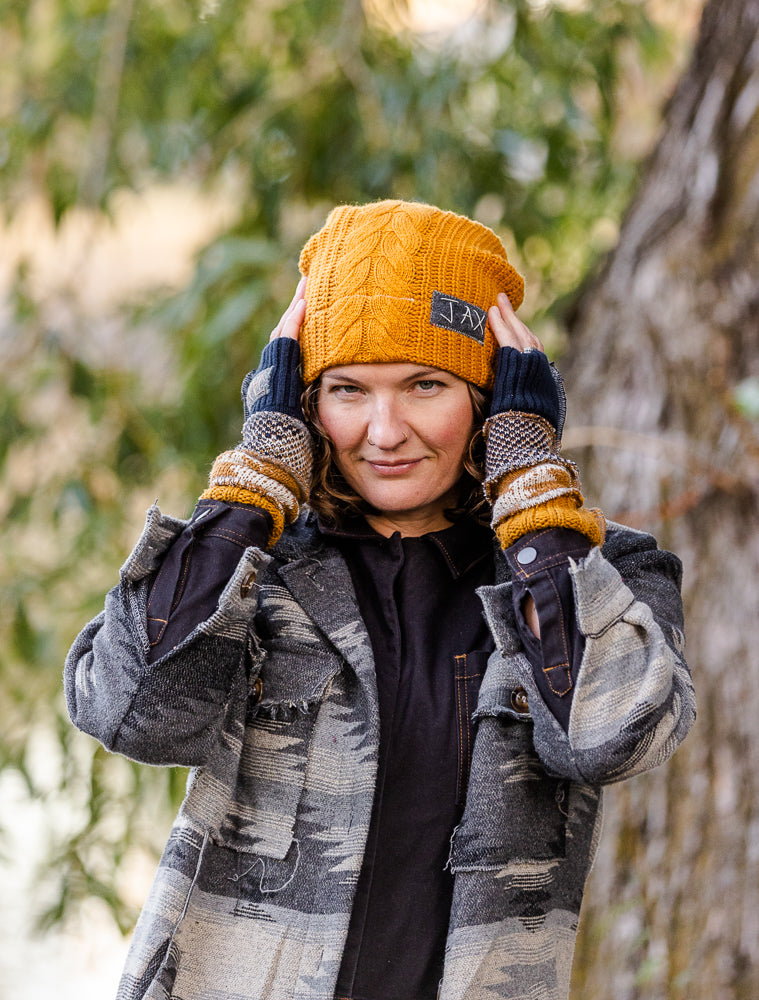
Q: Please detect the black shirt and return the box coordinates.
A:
[324,517,495,1000]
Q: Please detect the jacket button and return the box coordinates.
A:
[251,676,264,704]
[240,572,256,598]
[511,687,530,714]
[517,545,537,565]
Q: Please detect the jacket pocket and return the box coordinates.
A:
[214,640,342,860]
[453,650,491,806]
[449,714,569,872]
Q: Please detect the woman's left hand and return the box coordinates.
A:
[488,292,544,353]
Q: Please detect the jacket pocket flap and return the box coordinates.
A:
[216,704,322,859]
[255,644,343,712]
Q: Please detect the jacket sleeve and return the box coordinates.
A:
[63,504,270,768]
[145,499,271,660]
[479,521,696,785]
[502,527,592,731]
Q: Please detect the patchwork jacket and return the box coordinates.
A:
[64,506,695,1000]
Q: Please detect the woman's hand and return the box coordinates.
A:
[200,278,313,547]
[483,290,606,552]
[488,292,544,353]
[269,277,307,342]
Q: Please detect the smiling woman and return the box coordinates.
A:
[315,362,475,535]
[303,362,492,531]
[64,199,695,1000]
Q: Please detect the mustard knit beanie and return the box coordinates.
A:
[298,199,524,390]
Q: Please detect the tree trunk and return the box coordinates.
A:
[564,1,759,996]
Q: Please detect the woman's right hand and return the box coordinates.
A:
[241,278,307,424]
[269,277,307,342]
[200,280,314,546]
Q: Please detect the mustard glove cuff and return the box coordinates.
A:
[484,410,605,549]
[200,336,313,547]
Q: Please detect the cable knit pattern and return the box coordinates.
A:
[298,200,524,388]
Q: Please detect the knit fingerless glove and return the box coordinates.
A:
[200,338,313,546]
[485,347,605,549]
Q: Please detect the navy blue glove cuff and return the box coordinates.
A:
[241,338,304,421]
[490,347,561,430]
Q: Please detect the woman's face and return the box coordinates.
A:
[316,363,475,536]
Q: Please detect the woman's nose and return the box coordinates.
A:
[366,402,409,449]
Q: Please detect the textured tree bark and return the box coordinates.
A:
[564,1,759,997]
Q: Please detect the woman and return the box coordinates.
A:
[65,200,695,1000]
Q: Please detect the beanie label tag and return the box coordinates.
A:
[430,291,487,344]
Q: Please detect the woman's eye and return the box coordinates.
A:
[332,384,361,395]
[416,380,441,391]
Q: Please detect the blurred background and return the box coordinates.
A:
[1,0,758,996]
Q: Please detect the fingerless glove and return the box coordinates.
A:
[200,338,313,545]
[486,347,605,549]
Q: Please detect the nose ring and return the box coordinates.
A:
[366,432,408,445]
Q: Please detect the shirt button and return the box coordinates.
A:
[510,687,530,714]
[240,572,256,598]
[251,676,264,704]
[517,546,537,565]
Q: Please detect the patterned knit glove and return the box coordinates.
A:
[485,347,605,549]
[199,337,313,546]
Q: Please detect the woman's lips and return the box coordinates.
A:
[365,458,423,475]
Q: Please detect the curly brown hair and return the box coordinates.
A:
[301,379,491,529]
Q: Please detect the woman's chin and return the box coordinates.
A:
[358,485,460,535]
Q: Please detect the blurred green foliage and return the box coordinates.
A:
[0,0,679,931]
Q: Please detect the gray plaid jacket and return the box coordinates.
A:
[64,507,695,1000]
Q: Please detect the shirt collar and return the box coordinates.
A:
[318,514,493,579]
